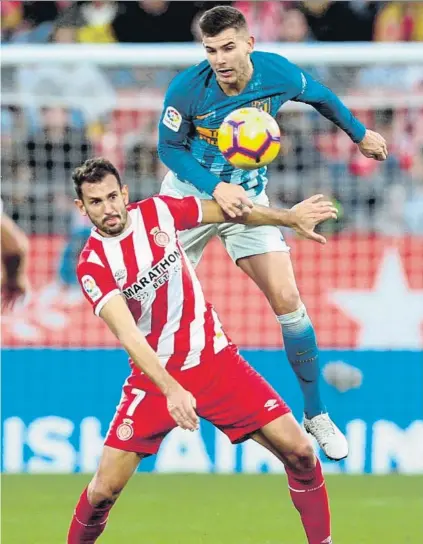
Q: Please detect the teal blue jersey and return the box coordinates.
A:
[158,51,366,197]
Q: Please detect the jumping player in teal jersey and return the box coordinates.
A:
[158,5,388,461]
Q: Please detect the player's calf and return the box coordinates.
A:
[286,458,332,544]
[237,253,327,421]
[67,475,123,544]
[67,485,112,544]
[254,415,332,544]
[87,472,124,506]
[67,447,142,543]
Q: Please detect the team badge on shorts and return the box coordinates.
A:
[150,227,170,247]
[116,418,134,441]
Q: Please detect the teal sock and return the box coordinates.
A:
[277,305,325,418]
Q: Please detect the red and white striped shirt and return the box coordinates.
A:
[77,195,228,373]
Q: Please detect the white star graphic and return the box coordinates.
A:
[328,248,423,348]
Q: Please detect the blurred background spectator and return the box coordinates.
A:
[3,1,422,45]
[300,0,377,42]
[2,106,92,235]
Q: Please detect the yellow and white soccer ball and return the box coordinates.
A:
[218,107,281,170]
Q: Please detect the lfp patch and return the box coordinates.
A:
[81,275,102,302]
[163,106,182,132]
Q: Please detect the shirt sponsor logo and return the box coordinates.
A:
[81,275,102,302]
[196,125,219,146]
[163,106,182,132]
[123,249,182,302]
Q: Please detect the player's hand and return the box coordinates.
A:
[358,129,388,161]
[166,383,199,431]
[1,274,29,312]
[289,195,338,245]
[212,182,254,219]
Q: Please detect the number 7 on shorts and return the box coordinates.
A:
[126,388,146,417]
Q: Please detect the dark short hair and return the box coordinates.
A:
[199,6,247,37]
[72,158,122,200]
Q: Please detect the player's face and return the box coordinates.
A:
[203,28,254,89]
[75,174,130,237]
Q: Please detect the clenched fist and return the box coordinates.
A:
[358,130,388,161]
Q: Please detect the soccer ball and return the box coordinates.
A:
[218,107,281,170]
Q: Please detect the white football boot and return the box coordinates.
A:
[304,413,348,461]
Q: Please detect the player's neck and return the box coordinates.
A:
[220,58,254,96]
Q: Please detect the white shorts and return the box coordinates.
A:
[160,172,290,268]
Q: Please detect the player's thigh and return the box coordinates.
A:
[217,189,288,263]
[237,250,301,314]
[89,446,143,503]
[220,190,300,313]
[105,378,176,458]
[250,413,316,472]
[219,219,290,264]
[197,345,291,444]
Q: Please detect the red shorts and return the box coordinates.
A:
[105,345,290,455]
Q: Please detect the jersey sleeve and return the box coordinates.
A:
[77,261,120,317]
[155,195,202,231]
[278,56,366,143]
[157,73,222,195]
[158,73,193,144]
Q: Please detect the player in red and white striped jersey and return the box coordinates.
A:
[68,158,336,544]
[78,193,229,374]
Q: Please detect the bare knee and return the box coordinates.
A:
[270,287,301,316]
[87,473,124,507]
[286,440,316,473]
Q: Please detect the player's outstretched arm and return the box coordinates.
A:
[1,212,29,311]
[291,67,387,161]
[200,195,337,244]
[99,294,199,431]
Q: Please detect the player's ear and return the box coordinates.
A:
[74,198,87,216]
[247,35,255,53]
[122,185,129,205]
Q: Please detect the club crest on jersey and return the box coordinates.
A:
[250,98,271,113]
[163,106,182,132]
[81,275,102,302]
[150,227,170,247]
[116,418,134,441]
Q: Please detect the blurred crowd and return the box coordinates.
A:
[2,1,423,44]
[1,1,423,247]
